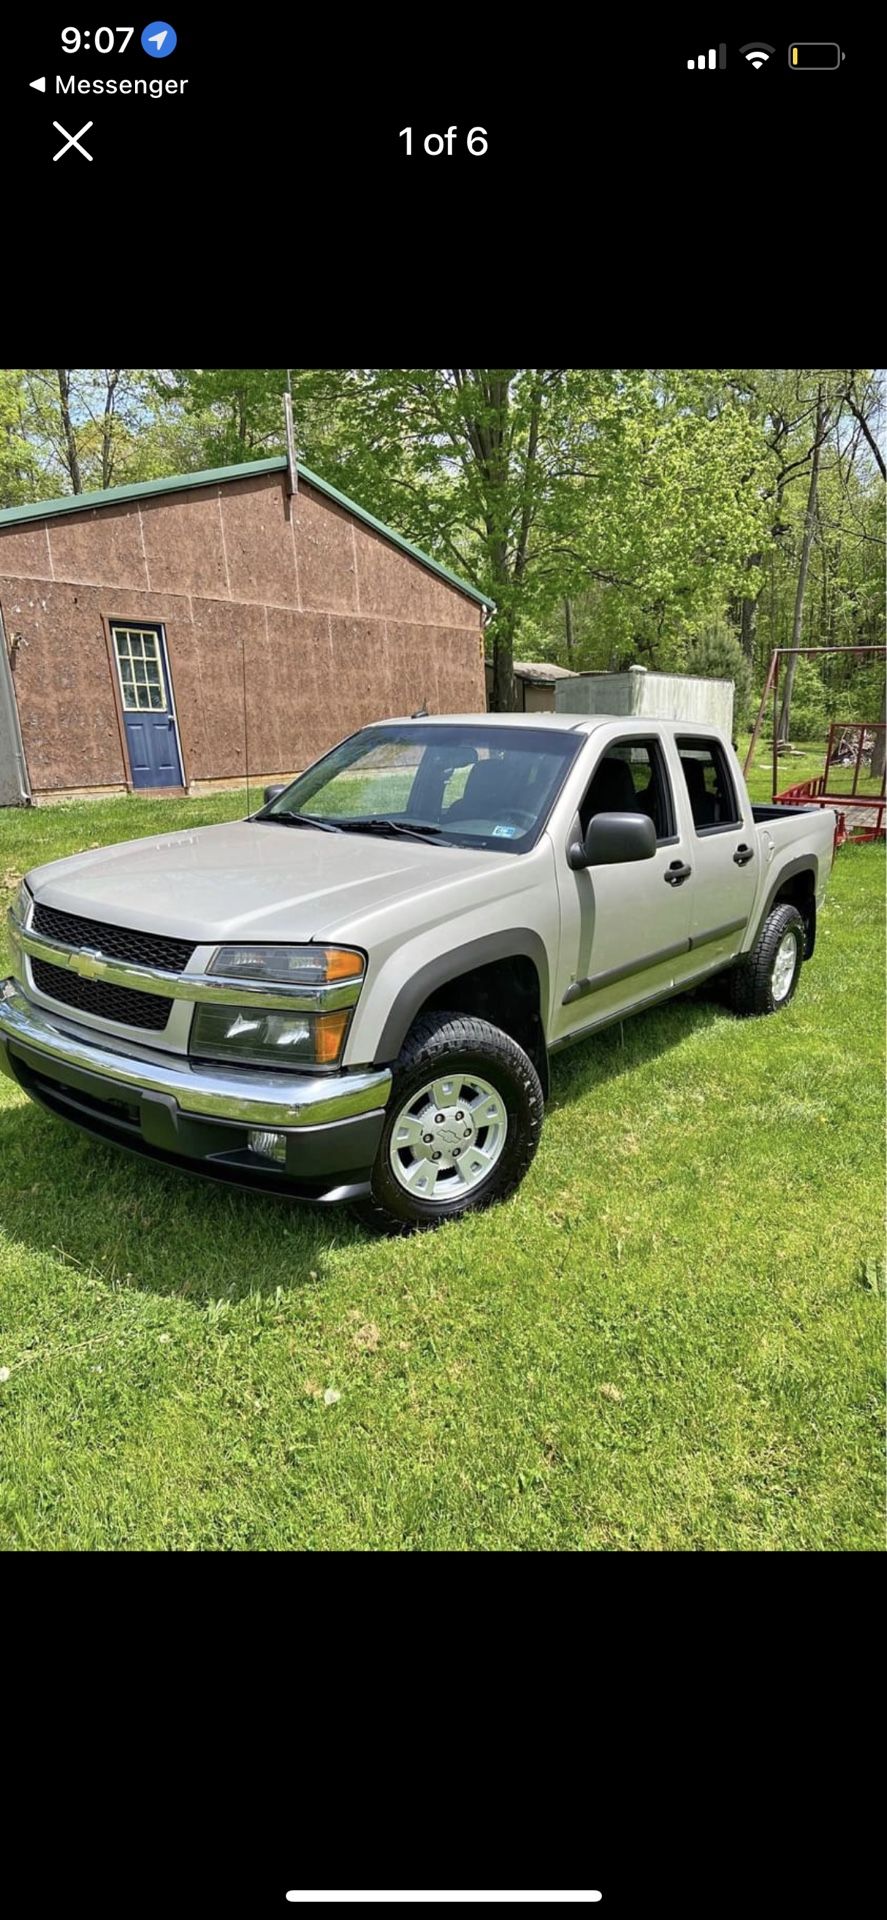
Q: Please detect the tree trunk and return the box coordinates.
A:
[739,553,761,661]
[56,369,82,493]
[490,616,517,711]
[101,370,120,489]
[777,403,827,743]
[564,596,574,663]
[870,683,887,786]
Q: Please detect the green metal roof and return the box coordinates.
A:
[0,455,493,610]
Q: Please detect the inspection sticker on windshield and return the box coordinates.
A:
[492,823,520,836]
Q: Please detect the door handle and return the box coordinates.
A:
[733,844,754,866]
[664,861,692,885]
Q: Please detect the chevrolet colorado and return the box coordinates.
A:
[1,715,835,1231]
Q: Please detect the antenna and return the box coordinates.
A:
[241,622,252,818]
[284,373,298,497]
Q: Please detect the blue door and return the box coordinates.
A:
[112,622,184,789]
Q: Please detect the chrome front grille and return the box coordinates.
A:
[31,957,172,1031]
[32,902,196,972]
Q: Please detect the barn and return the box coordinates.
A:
[0,457,490,804]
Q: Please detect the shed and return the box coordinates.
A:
[0,457,491,803]
[555,666,735,737]
[485,659,579,714]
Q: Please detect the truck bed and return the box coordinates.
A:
[751,803,822,822]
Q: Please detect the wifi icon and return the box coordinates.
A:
[740,42,775,67]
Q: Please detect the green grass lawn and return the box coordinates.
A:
[0,789,883,1550]
[742,736,825,802]
[742,734,886,804]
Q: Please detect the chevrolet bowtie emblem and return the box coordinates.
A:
[72,947,103,978]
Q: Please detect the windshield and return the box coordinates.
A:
[257,723,582,852]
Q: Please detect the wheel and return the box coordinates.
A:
[354,1011,544,1233]
[725,903,805,1018]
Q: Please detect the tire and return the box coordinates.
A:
[725,903,805,1018]
[354,1011,544,1234]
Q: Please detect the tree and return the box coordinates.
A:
[16,370,182,498]
[777,384,832,741]
[163,368,288,466]
[774,370,885,741]
[0,370,51,507]
[871,685,886,786]
[281,368,768,709]
[55,368,83,491]
[685,622,753,730]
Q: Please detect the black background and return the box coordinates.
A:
[3,1595,877,1920]
[2,9,882,315]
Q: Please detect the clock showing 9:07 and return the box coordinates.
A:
[61,23,178,56]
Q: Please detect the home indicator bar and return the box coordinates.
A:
[789,42,844,67]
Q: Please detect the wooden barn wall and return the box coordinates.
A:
[0,474,486,794]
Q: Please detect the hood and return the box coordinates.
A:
[27,819,516,945]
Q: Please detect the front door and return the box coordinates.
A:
[111,622,183,789]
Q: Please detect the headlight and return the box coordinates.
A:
[207,944,364,986]
[190,1004,351,1069]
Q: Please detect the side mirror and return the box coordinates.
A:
[263,784,287,805]
[568,809,657,871]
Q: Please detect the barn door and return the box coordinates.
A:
[111,621,183,789]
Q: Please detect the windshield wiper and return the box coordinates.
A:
[337,817,453,846]
[259,812,344,834]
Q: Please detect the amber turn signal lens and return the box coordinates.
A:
[323,948,365,982]
[314,1009,351,1063]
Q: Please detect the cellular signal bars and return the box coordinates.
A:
[687,46,727,68]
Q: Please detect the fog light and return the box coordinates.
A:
[248,1129,288,1164]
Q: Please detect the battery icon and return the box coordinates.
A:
[789,43,844,68]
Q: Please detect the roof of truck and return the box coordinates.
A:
[379,713,605,731]
[378,714,728,735]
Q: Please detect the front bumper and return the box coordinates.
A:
[0,981,391,1202]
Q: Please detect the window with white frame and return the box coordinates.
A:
[112,624,168,712]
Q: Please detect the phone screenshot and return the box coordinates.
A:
[1,13,880,243]
[0,16,880,1914]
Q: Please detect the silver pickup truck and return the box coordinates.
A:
[1,715,834,1231]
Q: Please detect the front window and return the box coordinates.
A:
[579,739,675,842]
[258,723,582,852]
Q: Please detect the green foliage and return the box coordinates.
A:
[685,622,753,727]
[286,368,771,700]
[780,658,831,739]
[160,368,288,466]
[0,370,53,505]
[2,368,882,721]
[0,796,882,1550]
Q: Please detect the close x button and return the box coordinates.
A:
[52,120,94,161]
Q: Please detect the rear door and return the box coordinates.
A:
[111,621,183,789]
[551,729,695,1042]
[669,733,758,965]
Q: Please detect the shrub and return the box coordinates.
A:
[685,622,753,729]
